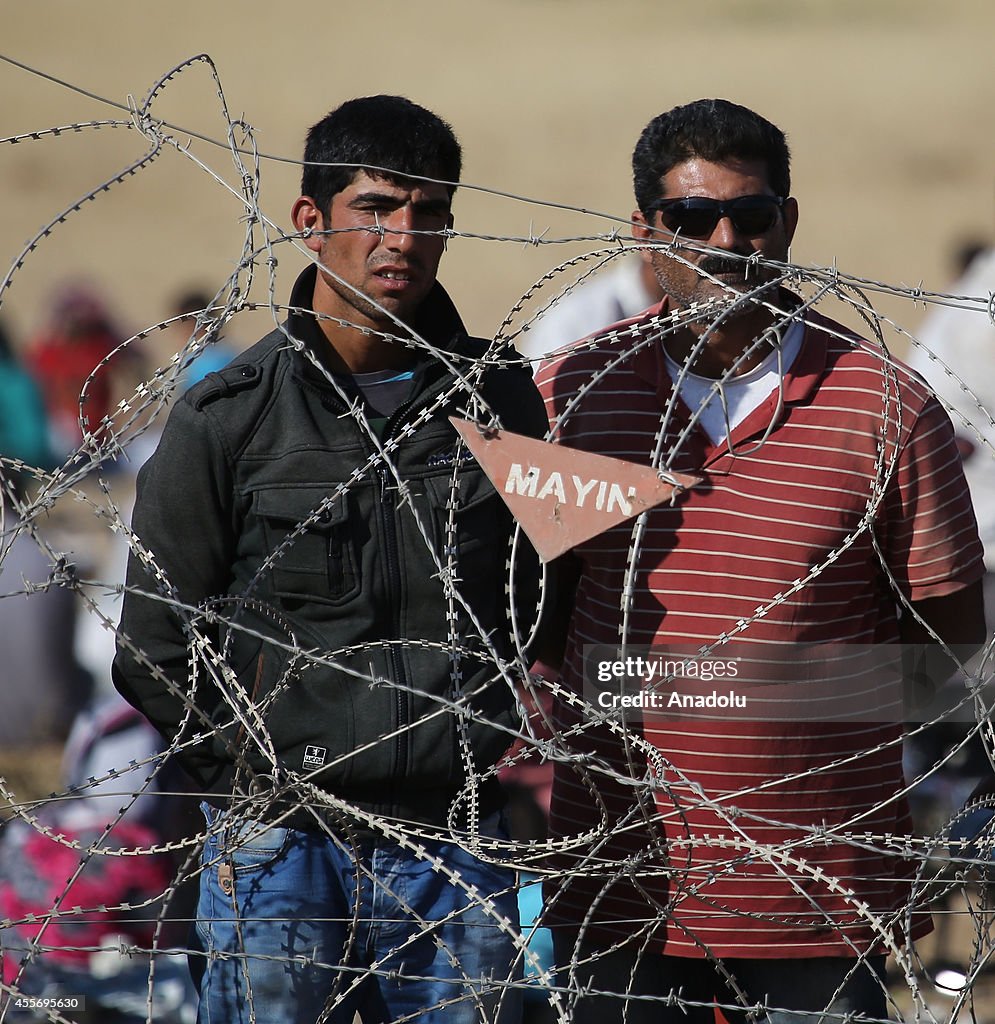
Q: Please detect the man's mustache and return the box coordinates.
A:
[697,253,756,277]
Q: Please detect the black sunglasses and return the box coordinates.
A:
[647,195,785,239]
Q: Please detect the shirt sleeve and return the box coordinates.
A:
[111,396,236,780]
[881,387,985,600]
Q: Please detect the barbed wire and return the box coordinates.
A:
[2,54,995,1024]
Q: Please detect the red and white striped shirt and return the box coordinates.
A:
[535,300,983,957]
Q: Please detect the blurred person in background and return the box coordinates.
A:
[0,494,94,751]
[907,235,995,627]
[0,317,90,752]
[0,319,53,476]
[120,287,242,470]
[168,286,239,389]
[24,281,136,460]
[516,255,663,367]
[906,235,995,941]
[0,694,198,1020]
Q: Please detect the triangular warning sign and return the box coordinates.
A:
[449,417,701,562]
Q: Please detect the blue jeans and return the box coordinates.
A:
[553,933,889,1024]
[191,805,524,1023]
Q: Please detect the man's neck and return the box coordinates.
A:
[311,298,420,375]
[665,304,785,380]
[317,321,419,375]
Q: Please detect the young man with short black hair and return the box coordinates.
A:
[114,95,546,1023]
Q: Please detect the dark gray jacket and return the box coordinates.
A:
[112,266,548,828]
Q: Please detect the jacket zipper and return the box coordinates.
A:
[370,377,444,800]
[377,460,409,792]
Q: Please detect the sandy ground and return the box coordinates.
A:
[2,0,994,356]
[3,2,995,1018]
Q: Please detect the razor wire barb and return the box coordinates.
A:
[0,54,994,1023]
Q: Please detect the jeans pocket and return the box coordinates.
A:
[220,815,292,874]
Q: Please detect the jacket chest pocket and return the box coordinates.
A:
[256,485,360,605]
[424,469,505,571]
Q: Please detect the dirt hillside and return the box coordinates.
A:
[2,0,993,356]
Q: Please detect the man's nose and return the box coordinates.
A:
[380,205,416,249]
[707,213,740,249]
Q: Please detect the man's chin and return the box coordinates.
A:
[349,297,414,334]
[703,277,779,312]
[670,289,768,332]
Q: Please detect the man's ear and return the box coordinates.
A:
[781,196,799,248]
[631,209,657,263]
[291,196,325,255]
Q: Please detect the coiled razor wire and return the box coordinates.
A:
[1,53,995,1023]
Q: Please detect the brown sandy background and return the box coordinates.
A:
[2,0,994,357]
[3,4,995,1016]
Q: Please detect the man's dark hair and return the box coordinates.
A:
[632,99,791,217]
[301,95,462,216]
[172,288,212,319]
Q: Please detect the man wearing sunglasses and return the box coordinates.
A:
[535,99,986,1022]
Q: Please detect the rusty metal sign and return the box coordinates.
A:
[449,417,701,562]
